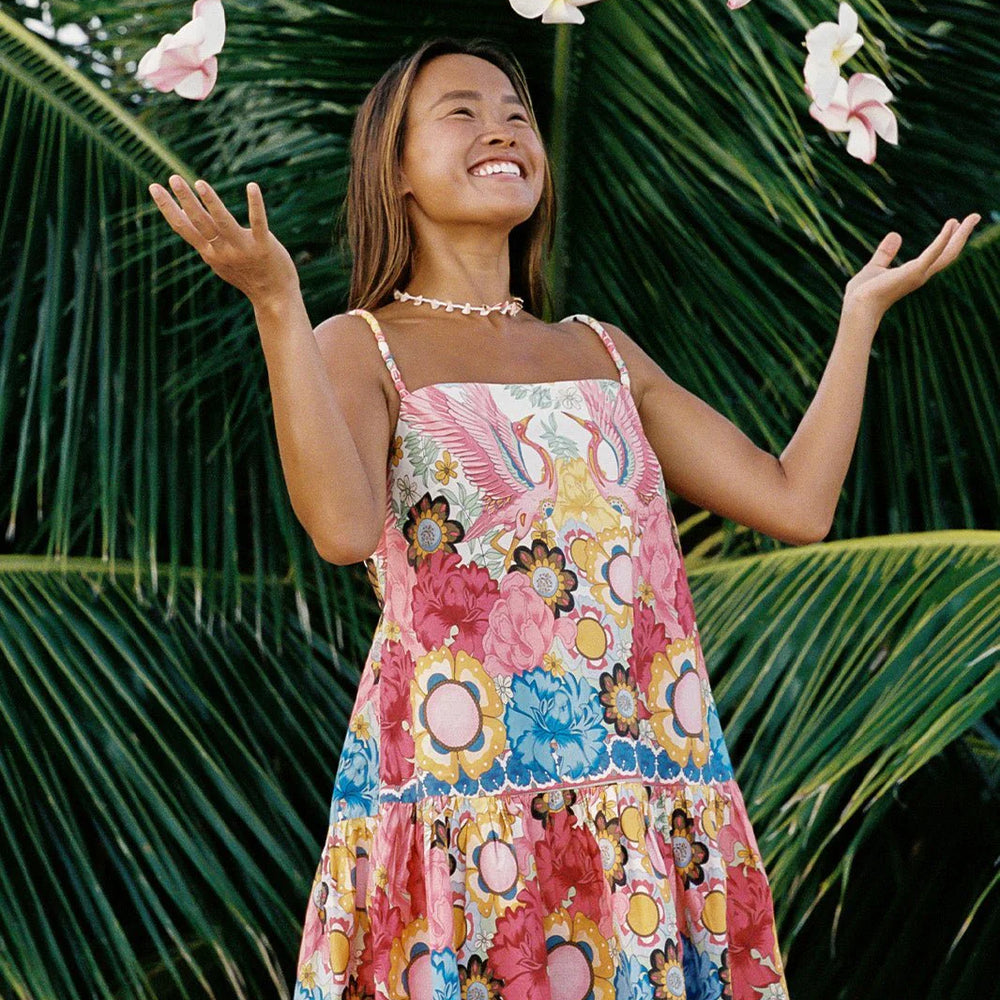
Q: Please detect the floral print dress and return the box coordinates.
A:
[293,309,790,1000]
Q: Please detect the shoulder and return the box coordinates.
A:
[312,310,397,410]
[567,314,672,408]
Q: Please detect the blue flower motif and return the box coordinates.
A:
[656,749,679,779]
[680,933,724,1000]
[705,701,734,780]
[611,738,637,772]
[478,756,506,791]
[430,948,460,1000]
[614,952,655,1000]
[637,741,657,777]
[505,668,605,781]
[330,729,378,820]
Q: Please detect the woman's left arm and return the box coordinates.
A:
[609,213,981,545]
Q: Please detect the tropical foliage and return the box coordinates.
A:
[0,1,997,998]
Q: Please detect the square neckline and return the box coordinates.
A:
[348,307,631,401]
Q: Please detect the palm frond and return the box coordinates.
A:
[689,530,1000,954]
[0,557,355,1000]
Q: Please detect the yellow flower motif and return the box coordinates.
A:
[298,963,317,989]
[637,580,655,606]
[647,637,709,768]
[570,526,637,629]
[412,646,506,783]
[390,435,403,467]
[349,714,371,740]
[383,620,402,643]
[434,450,459,484]
[543,907,616,1000]
[550,457,620,533]
[542,652,566,676]
[373,864,389,889]
[532,524,556,547]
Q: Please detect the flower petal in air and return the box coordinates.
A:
[804,2,865,109]
[509,0,603,24]
[808,72,898,165]
[136,0,227,101]
[726,0,754,9]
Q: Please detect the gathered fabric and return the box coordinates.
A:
[293,309,789,1000]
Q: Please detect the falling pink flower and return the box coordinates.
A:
[136,0,226,100]
[509,0,602,25]
[808,73,898,164]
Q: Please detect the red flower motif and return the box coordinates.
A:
[726,863,782,993]
[379,642,415,784]
[534,813,606,924]
[630,602,666,699]
[412,550,500,660]
[489,887,549,1000]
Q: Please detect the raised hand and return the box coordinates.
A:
[844,213,982,319]
[148,175,299,306]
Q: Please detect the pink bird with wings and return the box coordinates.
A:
[409,383,558,545]
[563,381,663,513]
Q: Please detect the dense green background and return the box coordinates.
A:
[1,1,998,998]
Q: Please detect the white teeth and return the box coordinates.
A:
[471,160,522,177]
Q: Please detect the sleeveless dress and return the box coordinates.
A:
[293,309,790,1000]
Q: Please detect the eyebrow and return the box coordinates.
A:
[430,89,526,109]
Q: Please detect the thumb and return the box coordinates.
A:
[872,231,902,264]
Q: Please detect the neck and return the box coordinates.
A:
[404,220,515,306]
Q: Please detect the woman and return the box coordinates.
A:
[148,35,979,1000]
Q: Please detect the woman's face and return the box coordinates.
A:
[399,53,546,232]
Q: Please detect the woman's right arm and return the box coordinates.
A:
[148,175,390,564]
[255,298,391,564]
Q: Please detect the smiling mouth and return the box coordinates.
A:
[469,162,525,179]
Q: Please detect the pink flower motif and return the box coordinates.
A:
[808,72,898,164]
[509,0,602,25]
[411,550,500,660]
[381,528,418,645]
[136,0,226,101]
[482,572,575,677]
[636,497,688,638]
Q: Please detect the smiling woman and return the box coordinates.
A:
[140,22,980,1000]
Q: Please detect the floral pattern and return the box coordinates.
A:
[294,310,790,1000]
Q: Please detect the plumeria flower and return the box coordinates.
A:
[136,0,226,100]
[509,0,602,25]
[807,73,898,164]
[803,2,865,109]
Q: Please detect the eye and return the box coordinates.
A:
[510,113,529,122]
[450,107,474,116]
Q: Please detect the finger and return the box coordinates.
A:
[871,231,903,265]
[913,217,961,271]
[167,174,221,243]
[246,182,269,238]
[149,183,217,251]
[192,178,243,236]
[926,213,981,277]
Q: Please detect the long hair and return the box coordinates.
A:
[340,37,555,317]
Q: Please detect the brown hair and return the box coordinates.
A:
[340,37,555,317]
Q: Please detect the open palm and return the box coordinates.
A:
[845,212,981,317]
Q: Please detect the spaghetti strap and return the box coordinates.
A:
[559,313,631,389]
[348,308,410,399]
